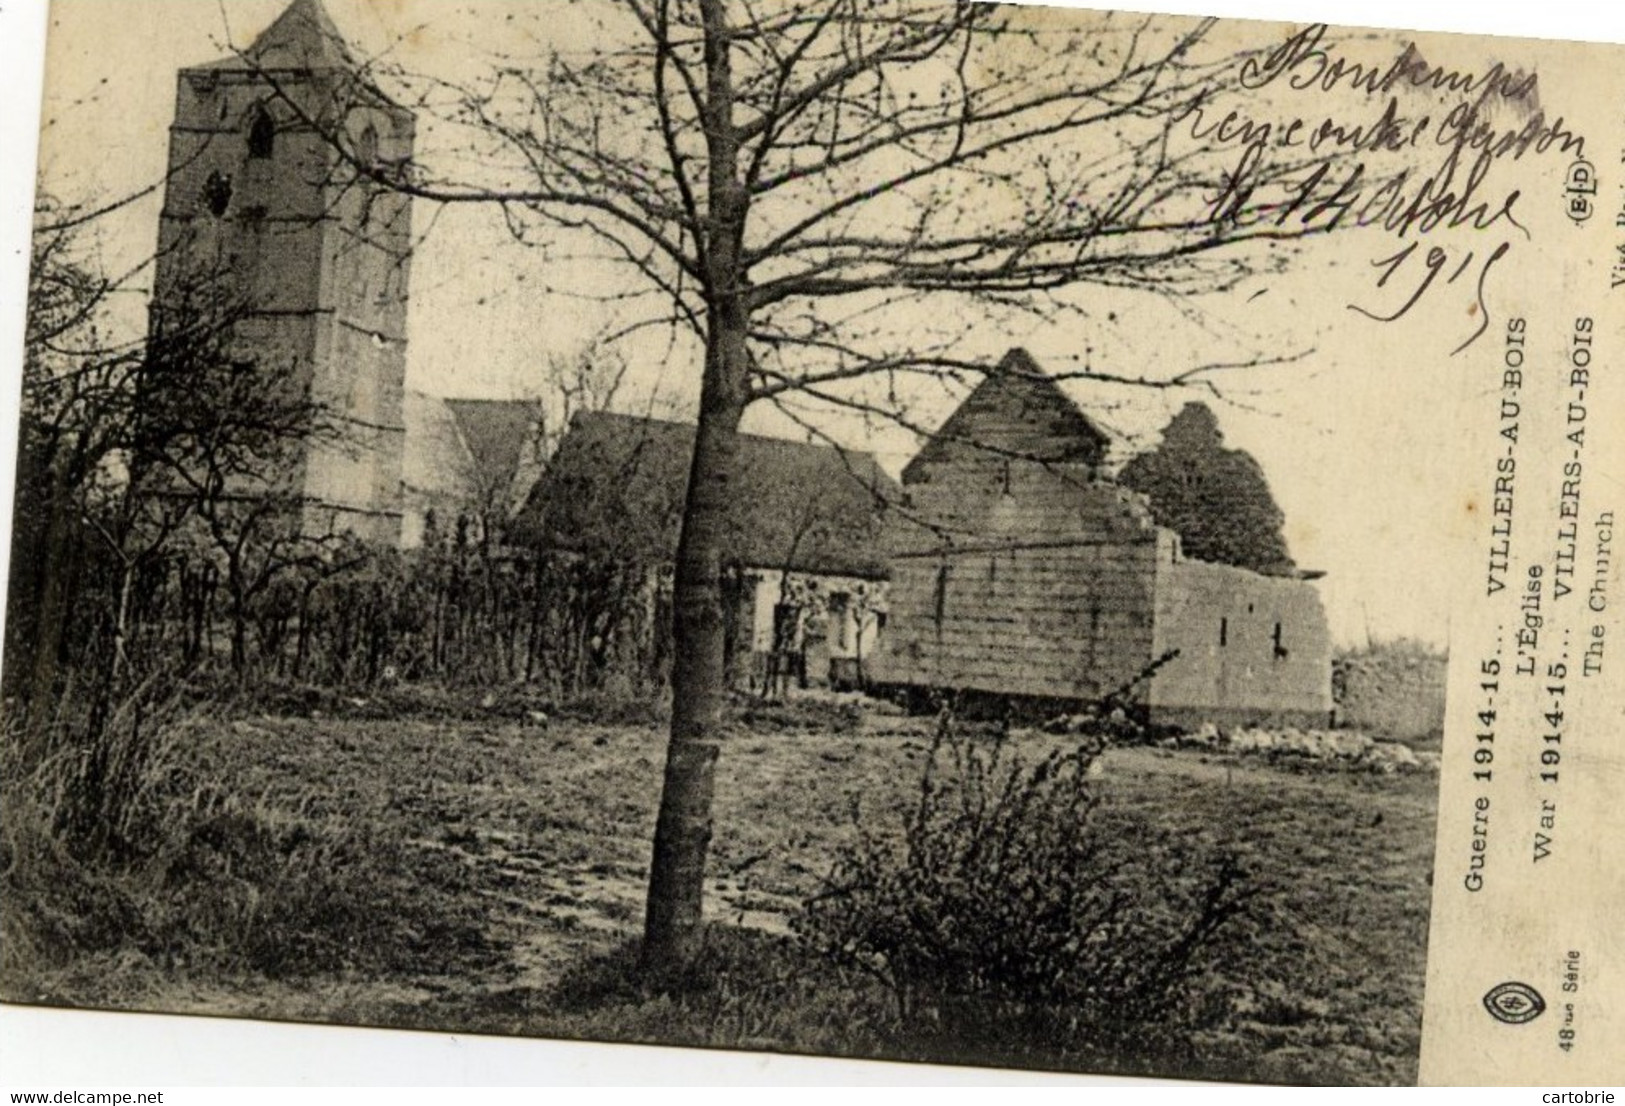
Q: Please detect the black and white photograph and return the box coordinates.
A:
[2,0,1621,1089]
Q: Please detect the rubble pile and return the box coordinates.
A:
[1164,723,1439,774]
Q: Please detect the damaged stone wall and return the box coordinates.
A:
[1332,648,1448,742]
[1148,538,1334,728]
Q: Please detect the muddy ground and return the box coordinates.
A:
[24,708,1439,1084]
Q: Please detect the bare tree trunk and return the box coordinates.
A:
[643,399,744,968]
[227,555,249,676]
[110,558,136,684]
[24,462,76,759]
[642,0,748,975]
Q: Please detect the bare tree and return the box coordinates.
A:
[7,196,143,730]
[538,344,634,460]
[8,187,348,727]
[136,260,363,676]
[254,0,1330,971]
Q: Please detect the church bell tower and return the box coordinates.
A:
[152,0,413,544]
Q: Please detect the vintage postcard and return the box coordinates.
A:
[1,0,1621,1089]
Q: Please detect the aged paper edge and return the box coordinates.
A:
[1,0,1623,1091]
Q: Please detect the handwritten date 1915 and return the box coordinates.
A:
[1348,241,1510,354]
[1209,140,1525,352]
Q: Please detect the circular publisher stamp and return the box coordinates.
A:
[1484,981,1547,1025]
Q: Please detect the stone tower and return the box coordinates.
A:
[151,0,412,544]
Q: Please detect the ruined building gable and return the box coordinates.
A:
[902,348,1110,487]
[1119,401,1298,576]
[873,350,1332,726]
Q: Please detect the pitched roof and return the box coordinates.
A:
[402,393,544,520]
[401,391,468,503]
[515,412,901,579]
[195,0,372,78]
[902,348,1111,485]
[444,399,545,495]
[246,0,355,69]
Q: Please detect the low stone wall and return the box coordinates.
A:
[1333,650,1448,742]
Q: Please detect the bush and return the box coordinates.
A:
[3,679,214,995]
[797,716,1259,1071]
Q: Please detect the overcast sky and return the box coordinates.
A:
[10,0,1612,649]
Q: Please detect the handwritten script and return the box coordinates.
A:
[1181,23,1587,352]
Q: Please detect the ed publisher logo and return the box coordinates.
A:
[1483,981,1547,1025]
[1565,159,1597,223]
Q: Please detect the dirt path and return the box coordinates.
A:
[125,711,1432,1082]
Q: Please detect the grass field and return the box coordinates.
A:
[3,704,1438,1086]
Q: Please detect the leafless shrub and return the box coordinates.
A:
[798,711,1259,1067]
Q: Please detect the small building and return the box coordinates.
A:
[401,393,545,549]
[514,412,901,690]
[870,349,1333,728]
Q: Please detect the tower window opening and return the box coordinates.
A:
[248,107,276,159]
[203,171,233,217]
